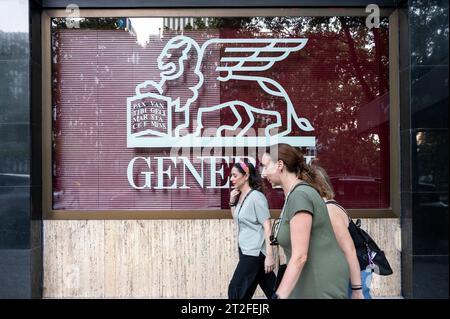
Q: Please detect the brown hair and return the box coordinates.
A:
[266,143,319,188]
[232,160,263,192]
[266,144,337,198]
[310,165,335,200]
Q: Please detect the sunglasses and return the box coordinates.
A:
[270,218,281,246]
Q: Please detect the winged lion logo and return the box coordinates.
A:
[127,35,315,148]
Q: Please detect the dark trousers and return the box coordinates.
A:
[228,248,276,299]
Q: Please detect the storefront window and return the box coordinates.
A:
[50,15,390,212]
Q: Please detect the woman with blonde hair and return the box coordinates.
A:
[310,164,371,299]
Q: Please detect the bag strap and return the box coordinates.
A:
[325,200,352,223]
[277,246,284,268]
[236,189,255,219]
[235,189,255,251]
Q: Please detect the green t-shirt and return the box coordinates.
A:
[277,183,349,299]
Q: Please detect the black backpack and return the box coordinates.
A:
[326,200,393,276]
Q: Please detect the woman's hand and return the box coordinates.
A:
[351,289,364,299]
[230,189,241,205]
[264,254,275,273]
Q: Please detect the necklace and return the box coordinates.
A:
[286,180,301,197]
[273,180,303,240]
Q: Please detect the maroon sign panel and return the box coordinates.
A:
[51,17,390,211]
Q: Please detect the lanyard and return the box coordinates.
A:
[236,190,255,247]
[236,189,255,220]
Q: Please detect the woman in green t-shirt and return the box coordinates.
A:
[260,144,349,299]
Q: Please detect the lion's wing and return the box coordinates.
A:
[201,38,308,75]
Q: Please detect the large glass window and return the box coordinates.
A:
[50,15,390,212]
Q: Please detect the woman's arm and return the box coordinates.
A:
[263,219,275,273]
[275,211,312,299]
[327,204,363,299]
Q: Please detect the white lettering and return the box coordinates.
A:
[230,156,256,167]
[181,303,215,316]
[154,157,177,189]
[366,4,380,29]
[205,156,229,189]
[180,157,204,189]
[126,156,265,189]
[127,157,153,189]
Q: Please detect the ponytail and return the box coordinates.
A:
[299,163,320,193]
[302,163,335,200]
[265,144,333,198]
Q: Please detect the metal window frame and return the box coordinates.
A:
[42,8,400,219]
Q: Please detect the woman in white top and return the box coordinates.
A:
[228,160,276,299]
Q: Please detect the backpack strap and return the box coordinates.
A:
[325,200,352,223]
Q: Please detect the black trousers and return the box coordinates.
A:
[228,248,276,299]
